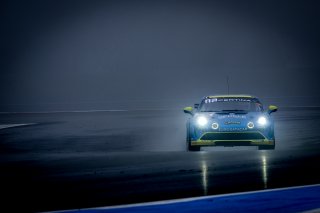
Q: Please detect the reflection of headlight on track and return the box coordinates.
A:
[197,116,208,127]
[257,116,267,126]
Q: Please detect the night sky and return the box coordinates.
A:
[1,0,320,111]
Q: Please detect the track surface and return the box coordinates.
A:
[1,108,320,212]
[57,184,320,213]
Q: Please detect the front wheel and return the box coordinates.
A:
[258,144,275,150]
[186,124,200,151]
[187,142,201,151]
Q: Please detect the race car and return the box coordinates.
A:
[183,95,278,151]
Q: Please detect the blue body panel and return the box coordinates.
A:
[189,112,275,141]
[186,95,276,149]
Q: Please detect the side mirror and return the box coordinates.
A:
[268,105,278,114]
[183,106,194,115]
[194,104,199,109]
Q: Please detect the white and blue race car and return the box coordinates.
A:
[183,95,278,151]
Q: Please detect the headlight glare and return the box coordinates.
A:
[257,116,267,126]
[196,116,208,127]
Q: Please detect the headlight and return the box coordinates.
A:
[247,122,254,129]
[257,116,267,126]
[212,122,219,130]
[196,116,208,127]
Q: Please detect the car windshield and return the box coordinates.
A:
[199,98,263,112]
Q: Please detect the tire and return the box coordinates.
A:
[187,142,201,151]
[258,144,275,150]
[186,123,200,151]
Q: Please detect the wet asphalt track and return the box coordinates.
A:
[1,107,320,212]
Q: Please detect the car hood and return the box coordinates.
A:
[195,111,266,130]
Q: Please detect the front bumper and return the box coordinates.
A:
[190,131,274,147]
[191,140,274,146]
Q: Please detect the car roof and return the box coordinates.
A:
[205,94,256,99]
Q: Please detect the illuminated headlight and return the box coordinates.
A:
[257,116,267,126]
[247,122,254,129]
[196,116,208,127]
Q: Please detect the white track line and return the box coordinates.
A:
[302,208,320,213]
[1,105,320,114]
[0,123,36,130]
[0,110,128,114]
[49,183,320,213]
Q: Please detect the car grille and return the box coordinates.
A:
[200,132,265,141]
[215,141,252,146]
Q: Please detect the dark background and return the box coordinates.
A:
[1,0,320,111]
